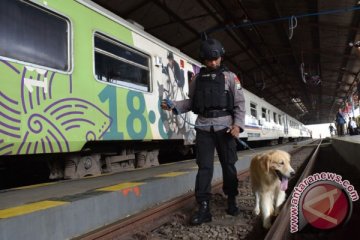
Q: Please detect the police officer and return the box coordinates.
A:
[161,38,245,225]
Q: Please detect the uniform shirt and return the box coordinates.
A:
[174,69,245,132]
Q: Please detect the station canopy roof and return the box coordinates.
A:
[92,0,360,124]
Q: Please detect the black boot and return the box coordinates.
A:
[190,201,212,225]
[226,196,239,216]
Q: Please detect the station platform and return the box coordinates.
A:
[0,140,312,240]
[331,135,360,172]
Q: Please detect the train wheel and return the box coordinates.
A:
[135,150,159,168]
[64,154,101,179]
[103,154,135,173]
[48,160,64,180]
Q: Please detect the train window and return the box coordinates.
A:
[273,112,277,123]
[94,33,151,92]
[261,107,267,119]
[278,115,282,125]
[0,0,70,71]
[250,102,257,118]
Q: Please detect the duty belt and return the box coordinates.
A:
[201,110,231,118]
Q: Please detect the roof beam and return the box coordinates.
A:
[307,0,322,122]
[330,10,360,114]
[260,0,312,119]
[150,0,200,37]
[146,12,216,31]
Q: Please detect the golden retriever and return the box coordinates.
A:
[250,150,295,229]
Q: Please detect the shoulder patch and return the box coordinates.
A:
[235,75,242,89]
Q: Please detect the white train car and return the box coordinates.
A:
[239,89,311,144]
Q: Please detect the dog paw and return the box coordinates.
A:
[253,208,260,216]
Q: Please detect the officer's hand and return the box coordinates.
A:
[161,100,172,111]
[161,101,169,110]
[229,125,240,138]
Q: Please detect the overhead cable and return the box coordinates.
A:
[206,6,360,34]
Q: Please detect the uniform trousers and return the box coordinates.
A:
[195,127,239,203]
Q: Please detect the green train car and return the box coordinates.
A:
[0,0,200,179]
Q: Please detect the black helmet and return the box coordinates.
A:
[199,38,225,60]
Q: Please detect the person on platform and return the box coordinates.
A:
[349,117,358,135]
[335,108,346,136]
[329,124,335,136]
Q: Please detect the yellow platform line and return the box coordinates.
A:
[0,200,68,219]
[14,182,57,190]
[96,182,145,192]
[156,171,188,178]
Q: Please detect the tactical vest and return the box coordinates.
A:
[192,66,234,116]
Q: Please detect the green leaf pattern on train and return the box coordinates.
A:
[0,61,111,155]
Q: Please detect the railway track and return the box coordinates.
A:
[75,140,320,240]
